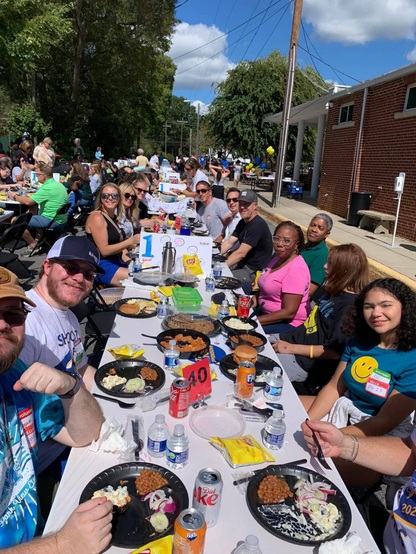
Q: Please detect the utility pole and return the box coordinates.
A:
[177,120,187,155]
[189,128,192,157]
[195,102,201,160]
[272,0,304,207]
[164,121,171,156]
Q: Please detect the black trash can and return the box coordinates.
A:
[347,192,372,226]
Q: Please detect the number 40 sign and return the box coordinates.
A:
[182,358,212,403]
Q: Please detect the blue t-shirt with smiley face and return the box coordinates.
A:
[342,339,416,415]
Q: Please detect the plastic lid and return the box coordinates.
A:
[155,414,165,423]
[272,408,285,419]
[221,300,228,306]
[246,535,259,548]
[273,366,282,375]
[174,424,184,435]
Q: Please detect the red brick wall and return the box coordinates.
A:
[317,75,416,241]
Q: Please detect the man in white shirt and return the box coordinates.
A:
[195,182,232,242]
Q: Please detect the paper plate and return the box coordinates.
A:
[189,405,246,439]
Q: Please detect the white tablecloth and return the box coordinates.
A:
[44,271,380,553]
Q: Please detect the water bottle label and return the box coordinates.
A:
[264,431,285,447]
[157,305,168,318]
[147,438,167,453]
[164,355,179,367]
[213,269,222,277]
[265,384,282,398]
[166,448,189,464]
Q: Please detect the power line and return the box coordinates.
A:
[254,0,292,60]
[297,44,361,84]
[239,0,276,62]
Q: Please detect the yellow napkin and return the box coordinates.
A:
[108,344,145,359]
[209,435,275,468]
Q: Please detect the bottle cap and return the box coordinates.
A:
[272,408,285,419]
[155,414,165,423]
[169,339,176,347]
[246,535,259,547]
[174,424,184,434]
[273,366,282,376]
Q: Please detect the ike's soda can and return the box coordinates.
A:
[169,378,191,418]
[235,361,256,399]
[192,468,223,527]
[237,295,251,318]
[173,508,206,554]
[153,222,160,233]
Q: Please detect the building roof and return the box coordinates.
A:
[265,61,416,126]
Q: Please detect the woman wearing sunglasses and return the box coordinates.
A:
[254,221,311,334]
[85,183,140,285]
[119,183,139,238]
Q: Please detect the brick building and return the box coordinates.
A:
[266,63,416,242]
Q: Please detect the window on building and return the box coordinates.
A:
[405,85,416,110]
[339,103,354,124]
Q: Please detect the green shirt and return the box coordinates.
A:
[31,178,68,223]
[300,240,328,286]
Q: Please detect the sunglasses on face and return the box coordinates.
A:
[226,197,239,204]
[102,193,119,200]
[56,261,97,281]
[124,193,137,201]
[196,189,210,194]
[0,308,28,327]
[135,188,147,194]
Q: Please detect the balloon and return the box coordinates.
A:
[267,146,275,155]
[260,162,266,169]
[254,156,260,164]
[245,165,250,171]
[248,163,253,169]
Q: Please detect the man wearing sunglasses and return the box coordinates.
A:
[220,189,273,293]
[0,266,112,552]
[195,182,232,242]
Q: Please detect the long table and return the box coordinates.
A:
[44,275,380,553]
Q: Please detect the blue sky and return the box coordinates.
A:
[168,0,416,112]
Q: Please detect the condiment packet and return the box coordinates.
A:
[129,535,173,553]
[209,435,275,468]
[90,416,136,459]
[108,344,145,360]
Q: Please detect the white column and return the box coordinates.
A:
[293,120,305,180]
[311,114,326,199]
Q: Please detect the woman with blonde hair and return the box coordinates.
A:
[273,243,369,394]
[85,183,140,285]
[118,182,139,238]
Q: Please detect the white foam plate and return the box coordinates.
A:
[189,405,246,440]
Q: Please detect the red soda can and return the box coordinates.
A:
[173,508,206,554]
[169,378,191,418]
[237,295,251,318]
[152,221,160,233]
[192,468,223,527]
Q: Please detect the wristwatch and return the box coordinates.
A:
[57,371,83,398]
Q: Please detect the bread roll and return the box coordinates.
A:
[233,344,257,365]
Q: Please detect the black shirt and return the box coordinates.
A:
[231,215,273,271]
[139,201,149,221]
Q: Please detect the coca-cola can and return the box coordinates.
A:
[237,295,251,318]
[192,468,223,527]
[169,378,191,418]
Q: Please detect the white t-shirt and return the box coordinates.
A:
[19,289,88,373]
[225,212,242,239]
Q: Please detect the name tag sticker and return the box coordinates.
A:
[365,368,391,398]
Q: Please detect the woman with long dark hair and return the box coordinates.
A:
[273,244,369,393]
[301,278,416,486]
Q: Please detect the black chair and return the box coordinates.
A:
[28,203,73,256]
[0,222,33,279]
[70,296,116,352]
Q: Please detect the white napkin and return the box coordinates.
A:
[318,533,374,554]
[119,278,154,290]
[90,416,136,454]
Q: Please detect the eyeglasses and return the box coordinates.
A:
[196,189,210,194]
[135,188,147,194]
[102,193,119,200]
[272,236,296,246]
[0,308,28,327]
[124,193,137,201]
[226,197,239,204]
[56,261,97,281]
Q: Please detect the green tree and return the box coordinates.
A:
[205,50,328,162]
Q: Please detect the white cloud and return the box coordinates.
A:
[168,22,235,90]
[406,46,416,61]
[191,100,210,115]
[303,0,416,44]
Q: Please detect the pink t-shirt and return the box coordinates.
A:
[258,255,311,327]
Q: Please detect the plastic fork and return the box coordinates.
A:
[93,393,135,409]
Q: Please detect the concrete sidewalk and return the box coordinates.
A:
[235,182,416,290]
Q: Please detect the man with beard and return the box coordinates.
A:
[19,235,104,392]
[0,267,112,551]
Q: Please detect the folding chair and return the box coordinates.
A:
[70,296,116,352]
[0,222,33,279]
[29,203,72,256]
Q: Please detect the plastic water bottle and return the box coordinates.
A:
[147,414,170,458]
[205,273,215,292]
[164,340,180,370]
[218,300,230,320]
[133,258,142,273]
[263,408,286,450]
[157,297,169,319]
[213,261,222,278]
[235,535,263,554]
[166,424,189,470]
[264,366,283,401]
